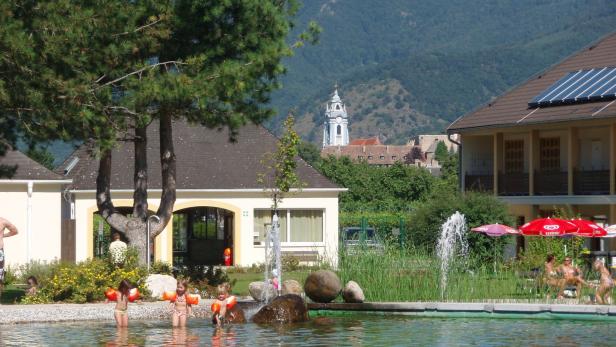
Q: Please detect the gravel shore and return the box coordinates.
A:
[0,300,217,325]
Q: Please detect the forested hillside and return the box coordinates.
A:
[271,0,616,143]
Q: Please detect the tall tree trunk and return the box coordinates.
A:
[133,126,148,219]
[153,112,176,236]
[96,116,177,265]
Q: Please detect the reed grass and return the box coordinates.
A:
[337,246,551,303]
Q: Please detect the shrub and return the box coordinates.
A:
[2,266,17,286]
[173,265,236,298]
[150,261,173,275]
[282,255,300,272]
[22,256,150,304]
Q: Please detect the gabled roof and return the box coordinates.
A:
[349,137,382,146]
[58,121,339,191]
[448,32,616,132]
[0,150,66,181]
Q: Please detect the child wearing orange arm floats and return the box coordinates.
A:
[105,279,140,328]
[211,283,237,326]
[169,279,193,327]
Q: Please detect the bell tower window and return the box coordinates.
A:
[337,125,341,135]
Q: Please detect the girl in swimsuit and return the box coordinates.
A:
[114,279,131,328]
[170,279,192,327]
[212,283,235,326]
[593,260,614,305]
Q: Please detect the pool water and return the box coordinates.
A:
[1,314,615,346]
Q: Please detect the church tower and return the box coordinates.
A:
[322,87,349,147]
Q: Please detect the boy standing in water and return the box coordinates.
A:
[0,217,19,299]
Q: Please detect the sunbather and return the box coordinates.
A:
[544,254,564,299]
[558,256,588,300]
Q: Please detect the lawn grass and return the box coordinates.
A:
[1,285,26,304]
[228,270,311,296]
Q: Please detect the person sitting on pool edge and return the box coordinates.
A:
[543,254,564,299]
[558,256,589,300]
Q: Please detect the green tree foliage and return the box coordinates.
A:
[434,141,448,163]
[317,156,434,211]
[407,185,514,262]
[297,140,322,167]
[26,146,55,171]
[0,0,316,262]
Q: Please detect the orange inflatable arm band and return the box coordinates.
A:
[162,291,177,302]
[128,288,140,302]
[226,295,237,309]
[105,288,118,302]
[186,294,199,305]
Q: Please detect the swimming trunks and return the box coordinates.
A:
[0,248,5,284]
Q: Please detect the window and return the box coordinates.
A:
[367,155,373,160]
[336,105,340,110]
[254,209,323,243]
[504,140,524,173]
[254,210,287,243]
[336,125,341,135]
[358,155,364,160]
[392,155,397,160]
[540,137,560,171]
[379,155,385,160]
[290,210,323,242]
[173,214,188,252]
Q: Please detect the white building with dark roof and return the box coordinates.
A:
[0,150,72,266]
[56,121,344,267]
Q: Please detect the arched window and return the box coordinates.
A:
[336,105,340,110]
[337,125,341,135]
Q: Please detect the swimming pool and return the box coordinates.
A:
[1,314,614,346]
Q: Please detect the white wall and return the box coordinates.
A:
[73,190,341,267]
[0,183,63,268]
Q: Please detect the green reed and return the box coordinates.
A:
[337,245,544,302]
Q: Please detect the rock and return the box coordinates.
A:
[281,280,303,296]
[342,281,365,303]
[312,316,335,325]
[225,305,246,323]
[248,281,277,302]
[304,270,342,303]
[145,274,177,299]
[252,294,309,324]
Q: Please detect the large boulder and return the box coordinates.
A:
[145,274,177,299]
[249,281,277,302]
[342,281,365,303]
[252,294,309,324]
[304,270,341,303]
[281,280,303,297]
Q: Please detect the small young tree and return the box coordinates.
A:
[258,115,304,294]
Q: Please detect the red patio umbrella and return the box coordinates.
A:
[569,219,607,238]
[519,217,578,236]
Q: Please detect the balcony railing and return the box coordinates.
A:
[573,170,610,195]
[465,174,493,192]
[498,172,529,196]
[534,171,568,195]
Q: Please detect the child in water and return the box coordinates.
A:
[170,279,192,327]
[212,283,235,326]
[113,280,131,328]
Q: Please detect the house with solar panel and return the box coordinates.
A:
[448,32,616,252]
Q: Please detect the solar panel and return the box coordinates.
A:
[528,67,616,107]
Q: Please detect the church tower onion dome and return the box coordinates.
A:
[323,87,349,147]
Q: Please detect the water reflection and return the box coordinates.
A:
[163,327,200,346]
[0,315,614,347]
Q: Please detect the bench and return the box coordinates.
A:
[281,250,320,263]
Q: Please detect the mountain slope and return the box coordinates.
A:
[271,0,616,142]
